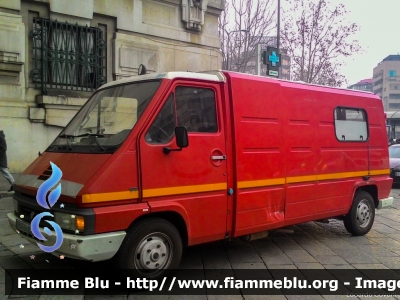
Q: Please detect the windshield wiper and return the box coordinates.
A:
[59,133,74,138]
[76,133,106,152]
[58,134,74,150]
[75,133,104,138]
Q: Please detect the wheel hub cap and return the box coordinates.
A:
[356,200,371,228]
[135,235,170,271]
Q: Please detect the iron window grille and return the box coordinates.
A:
[31,18,106,94]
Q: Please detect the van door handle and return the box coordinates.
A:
[211,155,227,160]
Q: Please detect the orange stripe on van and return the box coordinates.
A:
[82,190,139,203]
[286,175,317,184]
[238,178,285,189]
[82,170,390,202]
[316,171,368,181]
[238,169,390,189]
[369,169,390,176]
[143,183,227,198]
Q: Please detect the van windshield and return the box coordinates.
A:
[48,80,161,153]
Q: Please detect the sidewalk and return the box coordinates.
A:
[0,173,20,198]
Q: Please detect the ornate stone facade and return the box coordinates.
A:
[0,0,224,171]
[181,0,209,31]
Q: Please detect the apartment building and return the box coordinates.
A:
[348,79,373,92]
[373,55,400,111]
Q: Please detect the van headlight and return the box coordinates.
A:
[54,212,85,232]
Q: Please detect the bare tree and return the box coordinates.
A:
[281,0,361,87]
[219,0,276,72]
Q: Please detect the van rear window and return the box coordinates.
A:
[334,107,368,142]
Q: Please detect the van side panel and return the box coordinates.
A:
[313,90,369,217]
[367,105,392,199]
[226,72,391,236]
[227,74,285,237]
[283,86,319,222]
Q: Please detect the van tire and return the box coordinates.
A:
[115,218,182,278]
[343,191,375,236]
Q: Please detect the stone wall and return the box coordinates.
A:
[0,0,224,172]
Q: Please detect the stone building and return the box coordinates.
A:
[0,0,224,172]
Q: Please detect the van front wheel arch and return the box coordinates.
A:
[115,217,182,278]
[343,191,375,236]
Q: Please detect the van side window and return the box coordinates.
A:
[176,87,217,133]
[145,93,176,144]
[334,107,368,142]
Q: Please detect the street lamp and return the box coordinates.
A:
[226,29,249,71]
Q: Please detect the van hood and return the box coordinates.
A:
[15,152,111,198]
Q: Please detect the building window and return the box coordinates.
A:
[31,18,106,94]
[389,70,397,77]
[389,103,400,109]
[334,107,368,142]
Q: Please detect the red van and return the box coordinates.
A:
[8,71,393,277]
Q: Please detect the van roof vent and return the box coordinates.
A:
[37,165,52,181]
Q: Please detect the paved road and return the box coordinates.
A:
[1,188,400,299]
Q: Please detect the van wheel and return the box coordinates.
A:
[343,191,375,236]
[116,218,182,278]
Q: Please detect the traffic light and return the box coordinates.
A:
[262,50,268,65]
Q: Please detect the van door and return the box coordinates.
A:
[139,82,228,245]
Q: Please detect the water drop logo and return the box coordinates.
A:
[31,162,64,252]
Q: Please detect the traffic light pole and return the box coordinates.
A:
[277,0,280,52]
[277,0,281,78]
[256,43,261,76]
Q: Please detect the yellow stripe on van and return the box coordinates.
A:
[82,190,139,203]
[81,169,390,202]
[286,175,317,184]
[369,169,390,176]
[316,171,367,181]
[238,169,390,189]
[143,182,227,198]
[238,178,285,189]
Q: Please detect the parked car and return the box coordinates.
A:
[390,144,400,183]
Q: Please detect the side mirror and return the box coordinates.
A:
[175,126,188,148]
[163,126,188,154]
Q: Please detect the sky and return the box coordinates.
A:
[326,0,400,86]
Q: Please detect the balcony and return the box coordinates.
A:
[386,76,400,82]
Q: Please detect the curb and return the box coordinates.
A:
[0,192,14,198]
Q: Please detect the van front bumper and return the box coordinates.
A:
[8,212,126,262]
[377,197,393,209]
